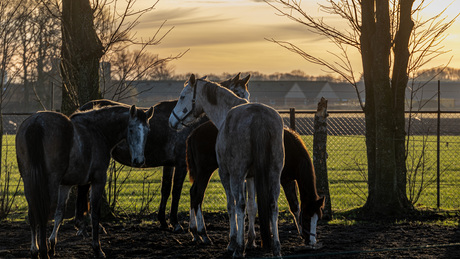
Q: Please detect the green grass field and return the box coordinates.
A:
[2,133,459,220]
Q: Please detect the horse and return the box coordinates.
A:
[169,75,285,257]
[187,123,325,247]
[16,105,153,258]
[75,74,251,234]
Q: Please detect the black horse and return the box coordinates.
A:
[75,74,251,233]
[16,105,153,258]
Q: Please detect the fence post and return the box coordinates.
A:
[313,97,332,219]
[289,108,296,131]
[437,80,440,209]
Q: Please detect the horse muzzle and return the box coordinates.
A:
[168,114,180,130]
[132,157,145,167]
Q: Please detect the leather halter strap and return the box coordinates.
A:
[172,79,198,128]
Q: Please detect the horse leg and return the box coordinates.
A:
[158,166,174,229]
[245,178,257,249]
[230,174,247,258]
[192,168,214,244]
[49,185,72,256]
[90,182,106,258]
[218,168,237,253]
[281,180,301,236]
[29,211,39,258]
[38,213,49,259]
[75,184,91,237]
[170,164,187,233]
[189,181,201,243]
[270,174,282,257]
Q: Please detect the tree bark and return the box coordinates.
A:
[313,97,332,219]
[61,0,103,115]
[60,0,107,219]
[391,0,415,210]
[361,0,412,216]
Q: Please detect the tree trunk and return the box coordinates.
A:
[61,0,107,219]
[391,0,415,210]
[313,97,332,219]
[361,0,412,216]
[61,0,103,115]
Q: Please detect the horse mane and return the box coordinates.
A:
[201,81,247,106]
[70,105,129,122]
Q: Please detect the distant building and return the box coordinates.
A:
[4,72,460,112]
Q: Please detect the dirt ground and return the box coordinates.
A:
[1,212,459,258]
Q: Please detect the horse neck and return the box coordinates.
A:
[197,82,247,130]
[297,156,320,205]
[72,108,129,147]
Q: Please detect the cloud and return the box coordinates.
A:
[137,7,235,29]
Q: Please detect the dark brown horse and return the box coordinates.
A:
[16,105,153,258]
[187,123,325,248]
[75,74,250,234]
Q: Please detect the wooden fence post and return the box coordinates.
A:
[313,97,332,219]
[289,108,296,131]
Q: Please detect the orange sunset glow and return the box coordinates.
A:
[133,0,460,77]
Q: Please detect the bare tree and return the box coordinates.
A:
[40,0,184,114]
[0,0,31,219]
[266,0,457,216]
[102,47,178,102]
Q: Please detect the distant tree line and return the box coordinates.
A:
[416,67,460,82]
[171,70,348,82]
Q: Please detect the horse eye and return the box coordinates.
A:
[180,95,185,100]
[183,108,188,113]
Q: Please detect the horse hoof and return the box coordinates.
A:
[232,249,245,259]
[48,247,55,257]
[245,240,257,250]
[94,249,106,258]
[76,228,89,238]
[227,238,237,252]
[272,241,281,257]
[159,222,170,230]
[172,223,184,233]
[202,236,213,245]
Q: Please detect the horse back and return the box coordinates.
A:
[282,128,314,182]
[221,103,284,148]
[17,112,74,176]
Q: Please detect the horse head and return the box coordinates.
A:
[220,73,251,101]
[169,74,202,130]
[300,196,325,247]
[169,73,252,130]
[127,105,154,167]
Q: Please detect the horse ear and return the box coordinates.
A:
[189,74,196,87]
[130,105,137,118]
[199,75,208,80]
[242,74,251,87]
[146,106,154,120]
[233,72,241,84]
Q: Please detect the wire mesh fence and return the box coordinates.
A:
[1,111,459,220]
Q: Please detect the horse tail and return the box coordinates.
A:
[186,134,196,183]
[251,125,273,248]
[24,123,50,226]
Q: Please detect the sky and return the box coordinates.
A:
[131,0,460,77]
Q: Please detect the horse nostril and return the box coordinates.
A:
[132,158,144,167]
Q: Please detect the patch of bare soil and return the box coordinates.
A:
[1,212,459,258]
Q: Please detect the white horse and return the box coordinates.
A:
[169,75,285,257]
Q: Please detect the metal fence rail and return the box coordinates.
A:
[1,111,459,220]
